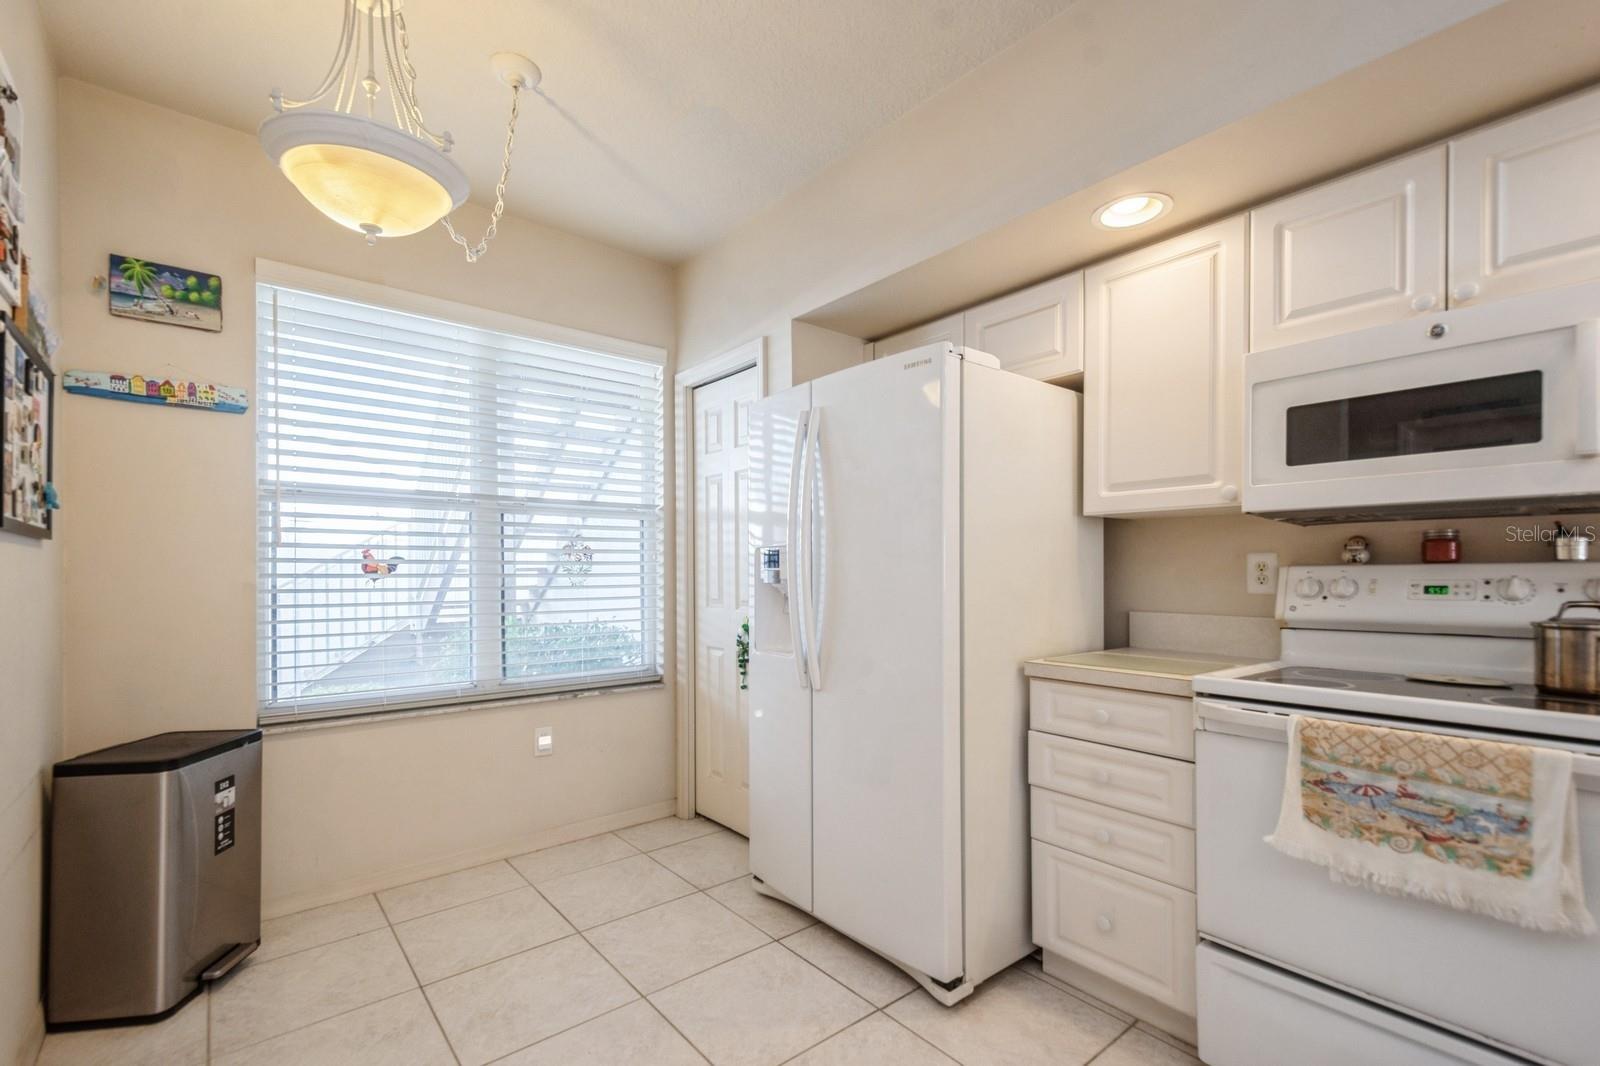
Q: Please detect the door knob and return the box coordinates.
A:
[1095,914,1114,933]
[1452,281,1479,302]
[1093,828,1113,845]
[1410,293,1437,312]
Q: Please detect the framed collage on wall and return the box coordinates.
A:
[0,46,22,316]
[3,322,52,537]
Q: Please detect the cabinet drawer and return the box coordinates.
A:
[1029,732,1195,827]
[1029,680,1194,759]
[1030,787,1195,890]
[1032,840,1196,1013]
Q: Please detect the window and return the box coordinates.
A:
[256,269,663,722]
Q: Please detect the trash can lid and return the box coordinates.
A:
[55,729,262,777]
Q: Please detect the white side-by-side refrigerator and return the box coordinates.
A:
[748,342,1103,1004]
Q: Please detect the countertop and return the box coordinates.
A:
[1024,646,1265,697]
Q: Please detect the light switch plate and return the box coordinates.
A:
[534,726,554,757]
[1247,552,1279,595]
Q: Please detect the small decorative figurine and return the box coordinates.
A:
[1341,535,1372,565]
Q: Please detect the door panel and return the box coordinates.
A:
[1250,146,1446,351]
[807,349,962,981]
[747,383,813,909]
[693,367,757,834]
[962,273,1084,380]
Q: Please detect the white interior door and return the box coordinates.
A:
[692,367,758,833]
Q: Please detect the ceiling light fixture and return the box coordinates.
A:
[1092,193,1173,229]
[259,0,537,261]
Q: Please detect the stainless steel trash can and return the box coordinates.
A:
[47,729,262,1027]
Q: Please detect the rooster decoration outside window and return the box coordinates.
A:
[360,548,404,583]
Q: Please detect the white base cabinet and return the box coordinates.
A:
[1083,215,1247,517]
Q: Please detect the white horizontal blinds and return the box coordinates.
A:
[257,282,663,721]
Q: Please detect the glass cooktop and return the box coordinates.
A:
[1233,665,1600,717]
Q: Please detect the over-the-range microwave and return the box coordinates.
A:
[1244,280,1600,524]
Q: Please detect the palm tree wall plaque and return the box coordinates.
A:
[116,257,173,315]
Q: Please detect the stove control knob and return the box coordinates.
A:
[1328,576,1359,600]
[1294,576,1324,599]
[1495,575,1536,603]
[1583,578,1600,601]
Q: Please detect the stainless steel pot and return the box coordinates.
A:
[1534,601,1600,696]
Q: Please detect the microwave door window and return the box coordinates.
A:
[1284,371,1543,467]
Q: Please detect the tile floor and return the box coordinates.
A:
[35,815,1203,1066]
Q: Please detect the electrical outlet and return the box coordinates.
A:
[1247,552,1279,595]
[534,726,554,757]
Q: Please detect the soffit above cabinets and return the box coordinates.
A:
[803,0,1600,342]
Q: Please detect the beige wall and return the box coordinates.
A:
[0,2,57,1062]
[1104,512,1600,646]
[675,0,1499,371]
[56,79,678,915]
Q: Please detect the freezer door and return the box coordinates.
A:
[807,347,963,982]
[747,383,814,910]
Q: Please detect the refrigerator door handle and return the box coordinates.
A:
[788,412,810,689]
[802,408,824,690]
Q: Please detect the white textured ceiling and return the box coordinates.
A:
[41,0,1075,261]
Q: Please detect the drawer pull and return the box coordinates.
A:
[1091,708,1111,724]
[1092,769,1111,784]
[1095,914,1114,933]
[1093,828,1113,845]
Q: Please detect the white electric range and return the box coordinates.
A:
[1192,563,1600,1066]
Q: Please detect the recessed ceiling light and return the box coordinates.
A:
[1093,193,1173,229]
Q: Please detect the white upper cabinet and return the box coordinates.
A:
[1084,215,1247,517]
[1250,147,1446,351]
[872,312,963,359]
[962,273,1085,381]
[1450,84,1600,306]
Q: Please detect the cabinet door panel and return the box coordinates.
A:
[1450,85,1600,305]
[962,273,1083,380]
[872,312,962,360]
[1084,216,1246,516]
[1251,147,1446,351]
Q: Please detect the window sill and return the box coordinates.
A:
[259,679,665,736]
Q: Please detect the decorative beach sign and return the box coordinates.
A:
[62,370,247,414]
[107,254,222,332]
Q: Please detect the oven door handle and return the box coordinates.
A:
[1195,699,1600,786]
[1577,319,1600,457]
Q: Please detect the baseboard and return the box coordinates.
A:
[262,798,676,919]
[12,1003,42,1066]
[1040,950,1198,1046]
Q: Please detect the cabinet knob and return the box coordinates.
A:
[1093,828,1113,845]
[1095,914,1114,933]
[1453,282,1479,302]
[1220,484,1239,503]
[1091,708,1111,724]
[1410,293,1437,312]
[1092,769,1111,785]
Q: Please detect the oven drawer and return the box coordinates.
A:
[1197,943,1525,1066]
[1032,840,1196,1013]
[1030,786,1196,890]
[1028,732,1195,826]
[1029,680,1195,759]
[1196,716,1600,1066]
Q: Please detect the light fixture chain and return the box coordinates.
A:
[441,85,523,263]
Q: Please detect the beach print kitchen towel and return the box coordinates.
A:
[1265,715,1595,936]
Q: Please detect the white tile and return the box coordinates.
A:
[210,928,416,1054]
[887,968,1126,1066]
[536,853,696,929]
[1133,1022,1200,1058]
[587,892,768,993]
[787,1014,957,1066]
[781,924,915,1007]
[615,815,723,852]
[650,943,872,1066]
[649,829,750,888]
[705,875,816,938]
[1014,956,1135,1023]
[394,885,573,984]
[255,894,387,963]
[377,861,525,923]
[36,992,206,1066]
[423,935,637,1066]
[496,1000,707,1066]
[509,833,638,884]
[1095,1025,1202,1066]
[211,990,454,1066]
